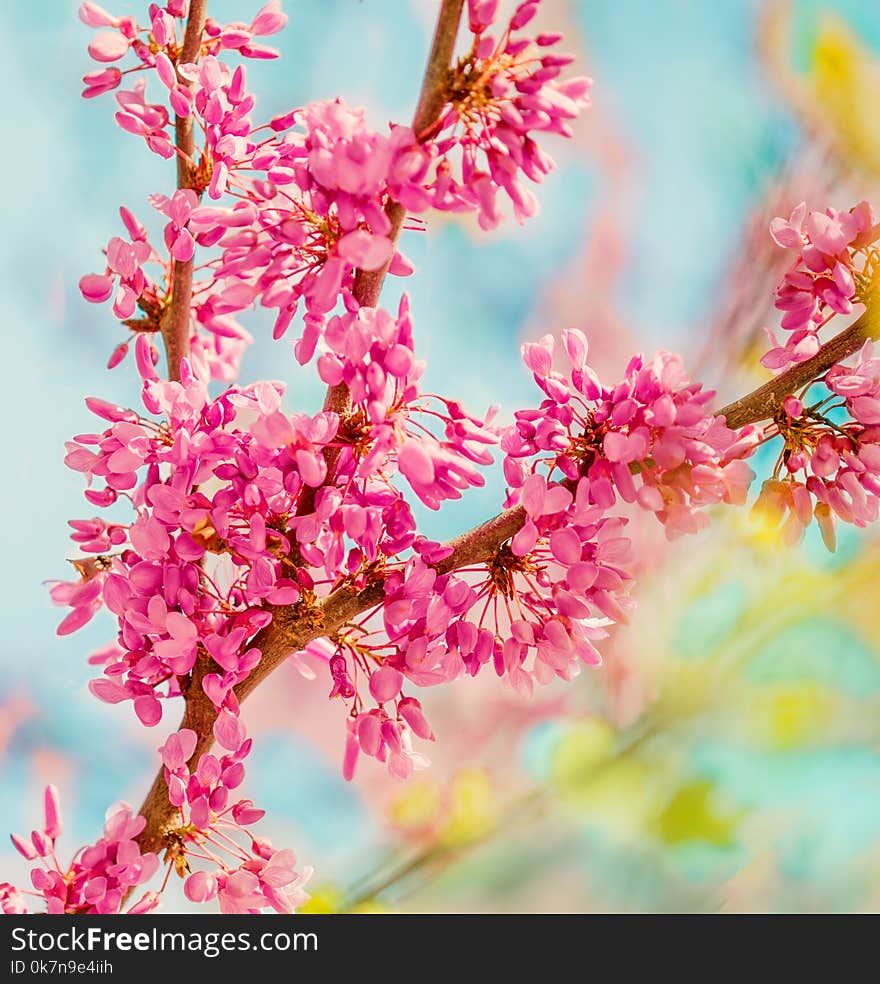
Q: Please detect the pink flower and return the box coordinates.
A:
[8,791,158,914]
[763,200,874,372]
[757,342,880,547]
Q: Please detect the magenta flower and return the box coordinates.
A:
[8,790,158,914]
[763,200,874,372]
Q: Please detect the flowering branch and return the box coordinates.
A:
[298,0,465,521]
[719,305,880,428]
[12,0,880,918]
[160,0,207,381]
[134,0,467,861]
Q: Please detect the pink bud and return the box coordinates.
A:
[184,870,218,903]
[232,800,265,825]
[88,30,130,63]
[369,666,404,703]
[103,340,128,370]
[81,67,122,98]
[43,785,62,840]
[134,694,162,727]
[398,697,434,740]
[510,1,539,30]
[79,273,114,303]
[398,440,435,486]
[159,728,197,770]
[10,833,38,860]
[251,0,288,36]
[154,52,177,90]
[78,2,118,28]
[128,891,161,914]
[31,830,53,857]
[134,335,159,382]
[214,709,246,751]
[343,718,360,780]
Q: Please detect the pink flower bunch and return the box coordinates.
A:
[78,1,593,379]
[201,1,289,61]
[157,723,308,913]
[755,346,880,550]
[311,296,499,510]
[377,480,630,702]
[79,208,155,321]
[114,76,176,158]
[55,316,494,729]
[196,96,419,341]
[322,639,436,782]
[79,1,284,100]
[762,200,876,372]
[393,0,592,229]
[184,849,311,914]
[503,330,757,538]
[342,701,433,782]
[55,343,335,723]
[155,189,199,261]
[179,56,256,198]
[5,786,158,914]
[313,296,423,414]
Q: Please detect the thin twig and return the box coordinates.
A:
[719,306,879,428]
[160,0,208,382]
[135,0,465,859]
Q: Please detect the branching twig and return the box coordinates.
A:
[135,0,465,859]
[160,0,207,383]
[136,0,876,868]
[719,306,880,428]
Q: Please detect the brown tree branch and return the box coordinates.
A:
[133,0,210,860]
[135,0,465,860]
[719,305,880,428]
[160,0,208,382]
[296,0,465,519]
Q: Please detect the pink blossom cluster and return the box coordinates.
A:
[56,340,306,724]
[321,639,437,782]
[3,787,158,914]
[51,316,497,732]
[504,330,758,538]
[762,200,876,372]
[755,345,880,550]
[381,485,630,698]
[79,207,154,321]
[80,1,286,100]
[395,0,593,229]
[77,0,593,379]
[159,726,311,913]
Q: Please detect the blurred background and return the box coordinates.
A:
[4,0,880,913]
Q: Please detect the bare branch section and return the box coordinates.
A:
[160,0,208,382]
[136,0,466,858]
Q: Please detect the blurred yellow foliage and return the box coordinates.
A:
[750,682,834,748]
[299,885,344,914]
[436,767,497,847]
[387,779,442,833]
[550,720,658,836]
[301,884,389,914]
[653,780,742,847]
[810,16,880,175]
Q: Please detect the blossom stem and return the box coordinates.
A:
[160,0,208,382]
[298,0,465,520]
[719,305,880,428]
[134,0,465,861]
